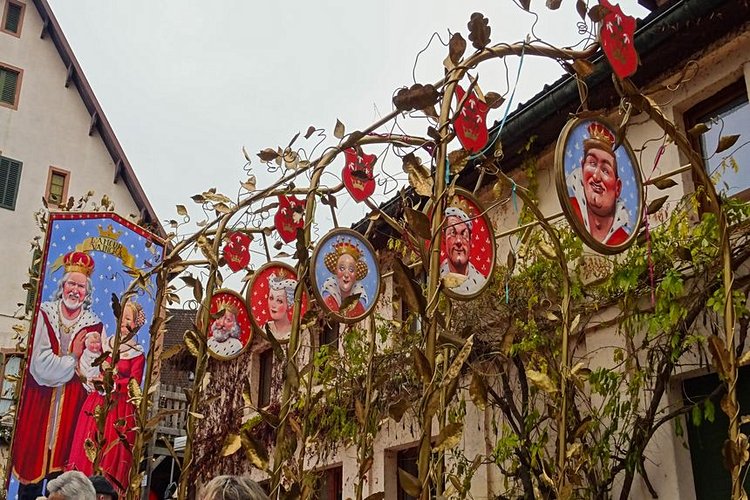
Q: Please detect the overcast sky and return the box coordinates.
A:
[46,0,649,251]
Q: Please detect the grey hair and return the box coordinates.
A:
[211,317,241,342]
[53,272,94,310]
[46,470,96,500]
[203,475,270,500]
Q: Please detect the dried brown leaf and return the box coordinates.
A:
[434,422,463,452]
[526,369,558,394]
[334,119,345,140]
[467,12,491,50]
[398,467,421,498]
[221,433,242,457]
[576,0,587,19]
[647,195,669,215]
[402,153,433,197]
[716,134,740,154]
[652,177,678,190]
[484,91,505,109]
[258,148,280,162]
[404,206,432,240]
[449,33,467,64]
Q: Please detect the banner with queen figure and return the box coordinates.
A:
[7,212,164,497]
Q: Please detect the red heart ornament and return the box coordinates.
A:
[275,195,306,243]
[454,84,489,153]
[223,231,252,272]
[599,0,638,79]
[342,148,376,203]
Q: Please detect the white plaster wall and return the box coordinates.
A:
[0,1,141,346]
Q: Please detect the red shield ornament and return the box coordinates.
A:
[599,0,638,79]
[454,85,489,153]
[342,148,376,203]
[223,231,251,272]
[275,195,306,243]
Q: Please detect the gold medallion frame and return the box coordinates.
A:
[309,228,382,324]
[554,116,643,255]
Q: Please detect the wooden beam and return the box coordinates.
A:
[88,111,98,136]
[64,63,74,88]
[114,159,123,184]
[39,16,49,39]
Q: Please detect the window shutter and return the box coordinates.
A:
[0,68,18,105]
[4,3,21,33]
[0,156,22,210]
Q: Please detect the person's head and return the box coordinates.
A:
[46,471,96,500]
[581,122,621,218]
[84,331,102,353]
[56,252,95,314]
[443,206,473,275]
[267,272,296,322]
[88,475,118,500]
[211,303,240,343]
[324,239,368,296]
[121,300,146,337]
[203,475,270,500]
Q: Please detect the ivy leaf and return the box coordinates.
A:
[434,422,464,452]
[715,134,740,154]
[393,84,440,112]
[467,12,491,50]
[448,149,470,175]
[176,205,188,217]
[546,0,562,10]
[221,433,242,457]
[183,330,202,357]
[334,119,346,140]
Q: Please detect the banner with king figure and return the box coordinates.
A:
[6,212,164,498]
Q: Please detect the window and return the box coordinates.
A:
[319,322,339,350]
[45,167,70,206]
[313,466,342,500]
[0,155,22,210]
[683,366,750,498]
[0,64,21,108]
[258,349,273,408]
[397,447,420,500]
[685,79,750,200]
[1,1,24,37]
[0,353,22,422]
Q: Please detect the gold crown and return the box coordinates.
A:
[461,126,479,142]
[587,122,615,149]
[216,297,239,316]
[97,224,122,240]
[333,238,362,261]
[448,196,474,218]
[63,251,95,276]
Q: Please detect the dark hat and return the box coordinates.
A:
[89,475,118,500]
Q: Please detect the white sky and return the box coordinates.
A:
[46,0,649,250]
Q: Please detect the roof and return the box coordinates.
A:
[353,0,749,241]
[31,0,163,237]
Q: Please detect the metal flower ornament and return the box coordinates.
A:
[599,0,638,79]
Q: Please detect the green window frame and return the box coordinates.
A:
[0,155,22,210]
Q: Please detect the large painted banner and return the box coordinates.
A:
[7,212,163,498]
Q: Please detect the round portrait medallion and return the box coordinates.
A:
[555,116,643,254]
[246,262,308,339]
[310,228,382,324]
[426,188,496,300]
[204,289,252,361]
